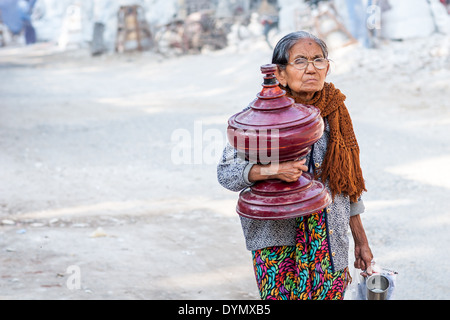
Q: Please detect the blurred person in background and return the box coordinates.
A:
[0,0,36,44]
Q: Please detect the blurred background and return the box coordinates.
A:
[1,0,449,55]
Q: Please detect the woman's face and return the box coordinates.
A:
[275,39,329,101]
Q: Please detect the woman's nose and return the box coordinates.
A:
[305,62,316,73]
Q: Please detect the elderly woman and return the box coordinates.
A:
[217,31,373,300]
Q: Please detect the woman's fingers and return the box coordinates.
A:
[276,160,306,182]
[293,159,308,172]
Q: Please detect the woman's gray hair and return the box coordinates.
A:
[272,31,328,70]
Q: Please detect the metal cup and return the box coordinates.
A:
[366,274,390,300]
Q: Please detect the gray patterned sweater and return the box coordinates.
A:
[217,118,365,272]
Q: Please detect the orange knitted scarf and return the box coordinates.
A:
[289,82,366,202]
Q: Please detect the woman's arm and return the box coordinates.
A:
[349,214,373,274]
[248,159,308,183]
[217,143,254,192]
[217,143,309,191]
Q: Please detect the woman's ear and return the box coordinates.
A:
[275,67,287,87]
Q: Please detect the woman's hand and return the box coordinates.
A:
[248,159,308,183]
[354,242,374,274]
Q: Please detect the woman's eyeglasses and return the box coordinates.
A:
[288,58,329,70]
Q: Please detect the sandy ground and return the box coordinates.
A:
[0,37,449,300]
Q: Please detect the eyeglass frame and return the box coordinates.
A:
[287,57,330,70]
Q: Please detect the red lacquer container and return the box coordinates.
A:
[227,64,331,220]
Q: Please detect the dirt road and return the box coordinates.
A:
[1,38,449,300]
